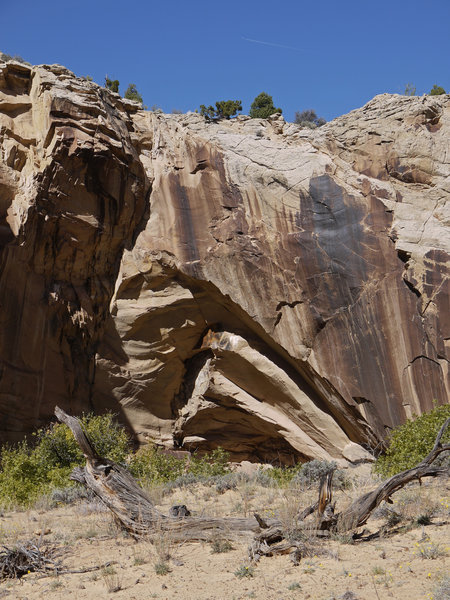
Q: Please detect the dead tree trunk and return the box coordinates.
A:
[55,407,449,555]
[55,407,273,540]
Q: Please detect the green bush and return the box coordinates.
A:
[0,404,234,508]
[124,83,143,104]
[266,464,302,486]
[0,442,52,508]
[429,85,446,96]
[128,445,186,485]
[249,92,282,119]
[33,413,130,466]
[128,445,231,487]
[0,413,130,509]
[189,447,231,477]
[105,77,120,93]
[373,404,450,478]
[199,100,242,120]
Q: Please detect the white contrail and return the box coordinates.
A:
[242,36,303,52]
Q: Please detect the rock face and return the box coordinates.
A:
[0,61,148,441]
[0,59,448,463]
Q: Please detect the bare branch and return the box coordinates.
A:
[336,418,450,531]
[54,406,100,460]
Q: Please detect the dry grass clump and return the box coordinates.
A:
[371,484,443,531]
[209,537,233,553]
[101,564,122,592]
[148,523,174,576]
[154,560,171,575]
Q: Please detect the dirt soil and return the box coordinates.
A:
[0,467,448,600]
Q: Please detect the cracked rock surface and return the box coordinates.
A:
[1,60,448,462]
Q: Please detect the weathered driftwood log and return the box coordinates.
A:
[55,407,449,558]
[55,407,277,540]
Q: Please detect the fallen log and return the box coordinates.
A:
[55,407,449,559]
[55,407,277,540]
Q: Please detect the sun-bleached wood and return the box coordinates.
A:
[55,407,449,560]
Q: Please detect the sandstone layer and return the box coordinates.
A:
[0,59,448,462]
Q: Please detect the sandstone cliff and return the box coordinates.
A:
[0,59,448,463]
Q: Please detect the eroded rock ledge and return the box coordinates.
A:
[1,60,448,463]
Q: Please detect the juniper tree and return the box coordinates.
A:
[249,92,282,119]
[199,100,242,120]
[105,77,120,93]
[429,84,446,95]
[124,84,143,104]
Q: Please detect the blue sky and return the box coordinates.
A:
[2,0,449,122]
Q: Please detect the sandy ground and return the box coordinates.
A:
[0,468,448,600]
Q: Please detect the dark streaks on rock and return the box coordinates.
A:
[0,63,448,462]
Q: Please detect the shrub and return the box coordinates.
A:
[199,100,242,120]
[415,539,447,560]
[105,77,119,93]
[33,413,130,466]
[433,573,450,600]
[292,459,350,489]
[0,413,130,508]
[373,404,450,478]
[166,472,201,489]
[249,92,282,119]
[0,442,53,508]
[288,582,302,590]
[266,464,301,486]
[128,445,186,485]
[213,472,249,494]
[128,445,230,487]
[0,53,30,65]
[50,485,89,506]
[101,565,122,592]
[189,447,231,477]
[254,468,275,487]
[234,564,254,578]
[154,561,171,575]
[0,406,231,508]
[210,537,233,553]
[265,459,350,489]
[124,83,143,103]
[429,85,446,96]
[294,109,326,128]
